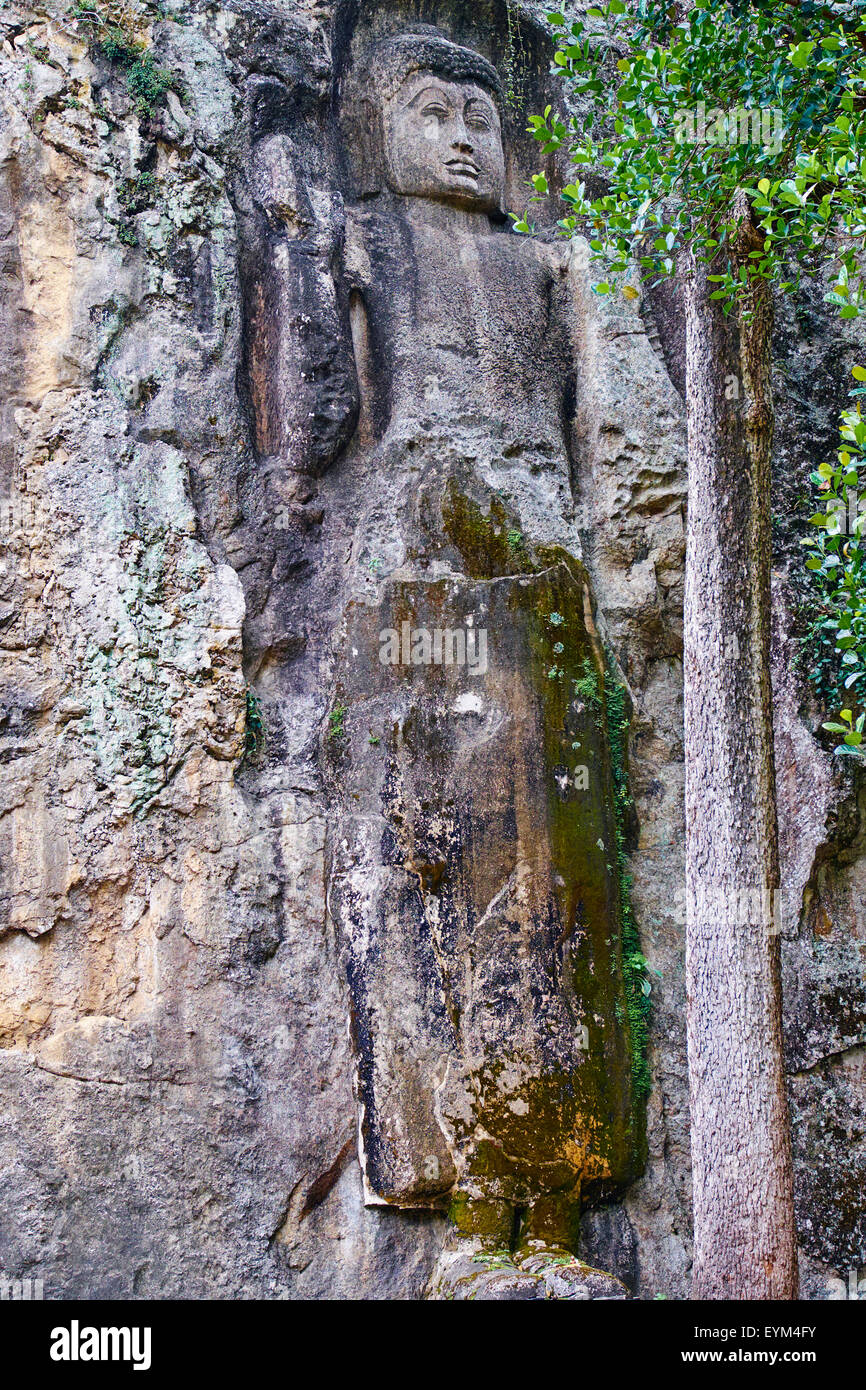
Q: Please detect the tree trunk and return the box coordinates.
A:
[683,229,798,1298]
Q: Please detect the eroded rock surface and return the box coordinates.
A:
[0,0,862,1300]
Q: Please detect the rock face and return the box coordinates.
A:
[0,0,862,1300]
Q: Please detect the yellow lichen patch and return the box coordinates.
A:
[13,155,78,404]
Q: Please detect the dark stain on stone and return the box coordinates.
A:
[299,1136,357,1220]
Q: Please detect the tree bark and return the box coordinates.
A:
[683,223,798,1298]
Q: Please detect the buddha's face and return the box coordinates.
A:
[382,71,505,213]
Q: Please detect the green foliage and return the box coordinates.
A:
[126,50,172,114]
[73,6,174,116]
[503,0,530,109]
[110,168,158,244]
[118,168,158,212]
[328,704,347,740]
[534,0,866,772]
[573,657,602,712]
[794,603,850,711]
[244,688,265,759]
[823,706,866,749]
[802,364,866,755]
[605,672,653,1100]
[98,24,139,65]
[529,0,866,318]
[574,657,653,1098]
[471,1249,516,1268]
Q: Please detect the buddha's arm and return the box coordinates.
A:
[238,133,360,477]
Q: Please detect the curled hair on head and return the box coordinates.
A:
[368,28,505,109]
[341,27,505,199]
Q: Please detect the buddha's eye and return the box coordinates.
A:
[465,105,494,131]
[422,103,450,122]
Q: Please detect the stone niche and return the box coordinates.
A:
[0,0,683,1303]
[233,0,679,1298]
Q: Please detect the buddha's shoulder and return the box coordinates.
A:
[345,203,568,275]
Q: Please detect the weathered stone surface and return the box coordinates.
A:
[0,0,862,1301]
[327,566,638,1212]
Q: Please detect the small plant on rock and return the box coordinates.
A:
[244,688,265,760]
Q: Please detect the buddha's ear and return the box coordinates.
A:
[343,95,385,200]
[491,150,511,223]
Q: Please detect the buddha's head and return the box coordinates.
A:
[348,31,507,215]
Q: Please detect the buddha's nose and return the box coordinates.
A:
[452,118,474,152]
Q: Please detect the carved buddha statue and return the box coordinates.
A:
[244,27,642,1300]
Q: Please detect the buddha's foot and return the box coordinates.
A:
[425,1237,629,1301]
[515,1241,629,1300]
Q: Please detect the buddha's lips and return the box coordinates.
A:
[445,159,480,177]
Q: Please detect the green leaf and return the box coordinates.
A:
[790,41,816,70]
